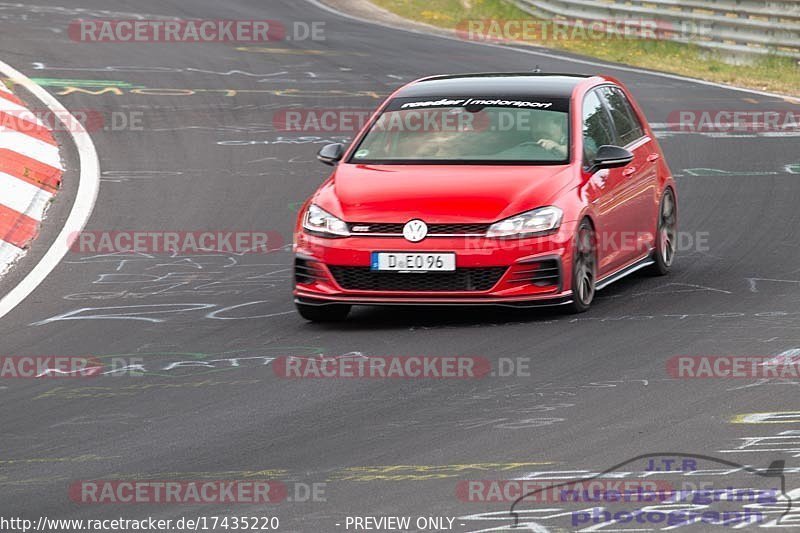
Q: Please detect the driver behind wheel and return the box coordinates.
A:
[535,114,568,158]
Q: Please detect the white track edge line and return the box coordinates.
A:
[0,60,100,320]
[305,0,800,104]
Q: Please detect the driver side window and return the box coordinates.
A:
[582,90,615,168]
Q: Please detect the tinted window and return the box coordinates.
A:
[349,96,571,165]
[582,90,615,167]
[599,86,644,145]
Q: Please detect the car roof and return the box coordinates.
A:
[395,73,593,99]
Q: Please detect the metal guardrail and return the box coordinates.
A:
[512,0,800,61]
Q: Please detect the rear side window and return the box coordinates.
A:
[598,86,645,146]
[582,90,615,167]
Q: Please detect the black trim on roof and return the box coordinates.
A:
[396,73,593,99]
[419,72,591,81]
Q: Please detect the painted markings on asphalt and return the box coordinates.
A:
[33,379,263,400]
[0,454,120,466]
[731,412,800,424]
[0,461,550,498]
[101,469,290,481]
[52,85,383,99]
[28,64,345,84]
[235,46,367,56]
[28,78,142,89]
[718,430,800,457]
[677,167,782,177]
[20,77,382,99]
[726,348,800,391]
[649,123,800,139]
[30,302,295,326]
[67,464,545,484]
[762,349,800,365]
[330,463,554,482]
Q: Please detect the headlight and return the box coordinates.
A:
[487,206,563,238]
[303,204,350,237]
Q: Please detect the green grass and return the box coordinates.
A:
[371,0,800,97]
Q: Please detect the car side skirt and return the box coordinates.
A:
[595,252,655,291]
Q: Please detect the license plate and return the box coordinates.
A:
[371,252,456,272]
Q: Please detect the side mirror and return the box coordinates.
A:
[317,143,345,166]
[592,145,634,171]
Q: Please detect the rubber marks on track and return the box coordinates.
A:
[0,79,63,274]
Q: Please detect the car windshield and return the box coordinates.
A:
[349,96,570,165]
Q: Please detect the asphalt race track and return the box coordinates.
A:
[0,1,798,531]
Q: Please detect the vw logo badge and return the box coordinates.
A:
[403,219,428,242]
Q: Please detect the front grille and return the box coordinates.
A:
[348,223,489,235]
[295,258,327,285]
[508,259,561,287]
[429,223,489,234]
[328,266,507,292]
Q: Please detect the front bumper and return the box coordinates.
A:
[293,226,575,307]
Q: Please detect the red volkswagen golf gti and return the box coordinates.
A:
[293,73,677,321]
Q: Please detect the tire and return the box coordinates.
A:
[649,188,677,276]
[295,302,351,322]
[566,219,597,314]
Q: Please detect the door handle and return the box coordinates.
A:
[647,153,660,162]
[622,166,637,177]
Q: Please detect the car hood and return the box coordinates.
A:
[315,163,575,223]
